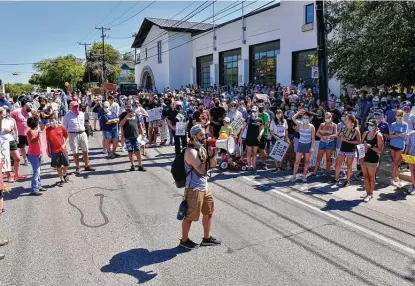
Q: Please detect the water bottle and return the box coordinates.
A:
[176,200,188,221]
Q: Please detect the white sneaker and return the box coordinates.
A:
[290,175,297,182]
[121,147,125,152]
[360,193,368,198]
[390,178,398,186]
[397,179,402,188]
[363,195,373,203]
[102,148,107,154]
[408,185,415,195]
[300,175,307,183]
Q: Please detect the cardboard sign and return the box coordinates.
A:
[104,82,117,92]
[92,88,103,95]
[147,108,162,122]
[159,119,169,140]
[0,136,11,172]
[269,139,289,162]
[175,122,186,136]
[230,116,244,135]
[254,93,270,103]
[402,154,415,164]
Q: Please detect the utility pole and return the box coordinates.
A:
[95,26,110,84]
[78,42,92,83]
[316,0,328,103]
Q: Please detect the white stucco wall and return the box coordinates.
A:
[135,25,170,90]
[167,31,192,89]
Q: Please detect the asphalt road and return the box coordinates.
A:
[1,134,415,286]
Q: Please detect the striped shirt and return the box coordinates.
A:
[299,124,313,144]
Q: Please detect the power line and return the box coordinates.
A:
[110,1,157,28]
[78,42,92,83]
[103,1,141,27]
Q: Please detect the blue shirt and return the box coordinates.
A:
[385,109,396,126]
[0,99,12,109]
[377,121,390,137]
[390,122,408,149]
[101,111,118,132]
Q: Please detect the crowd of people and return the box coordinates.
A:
[0,81,415,253]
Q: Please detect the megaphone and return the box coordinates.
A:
[207,136,236,154]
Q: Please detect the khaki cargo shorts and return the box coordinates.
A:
[185,188,214,221]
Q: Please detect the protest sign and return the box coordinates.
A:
[230,116,244,135]
[254,93,270,103]
[104,82,117,92]
[159,120,169,140]
[175,122,186,136]
[147,108,162,122]
[357,144,366,160]
[269,139,289,162]
[309,141,320,167]
[309,141,357,171]
[402,154,415,164]
[0,136,11,172]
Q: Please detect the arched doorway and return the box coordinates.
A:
[140,66,155,90]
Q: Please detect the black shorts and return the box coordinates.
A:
[390,145,404,152]
[51,152,70,168]
[9,140,18,152]
[17,135,28,148]
[259,136,267,150]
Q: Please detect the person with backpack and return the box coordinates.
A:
[178,124,220,249]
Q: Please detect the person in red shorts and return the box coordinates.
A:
[46,112,70,187]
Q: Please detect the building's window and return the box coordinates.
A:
[249,40,280,86]
[157,41,162,64]
[219,49,240,87]
[145,48,148,60]
[292,49,316,87]
[305,3,314,24]
[196,54,213,89]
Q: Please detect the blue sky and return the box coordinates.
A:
[0,1,268,84]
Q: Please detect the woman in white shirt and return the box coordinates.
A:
[270,109,289,171]
[0,107,25,183]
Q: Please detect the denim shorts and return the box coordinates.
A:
[319,140,335,151]
[103,128,118,140]
[297,142,312,153]
[125,138,141,153]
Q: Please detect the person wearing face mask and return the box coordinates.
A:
[0,106,24,183]
[209,100,226,138]
[332,114,361,187]
[360,119,384,202]
[45,112,70,187]
[0,93,12,110]
[290,111,315,182]
[270,109,289,171]
[179,124,219,249]
[245,106,263,173]
[311,112,338,176]
[389,110,408,187]
[63,101,96,175]
[168,101,187,156]
[101,101,120,159]
[402,101,415,132]
[11,101,33,166]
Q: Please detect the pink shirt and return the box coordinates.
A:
[11,108,31,136]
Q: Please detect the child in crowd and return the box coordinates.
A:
[218,117,233,139]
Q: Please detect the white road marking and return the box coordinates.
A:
[242,176,415,257]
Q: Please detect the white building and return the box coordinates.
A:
[131,1,340,95]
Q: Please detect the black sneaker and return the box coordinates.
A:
[342,180,350,188]
[129,165,135,171]
[200,236,222,247]
[179,239,199,250]
[331,178,339,184]
[258,161,266,167]
[63,175,70,183]
[137,165,146,172]
[74,168,81,175]
[57,180,64,187]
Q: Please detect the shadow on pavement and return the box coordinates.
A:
[101,247,190,283]
[321,198,362,211]
[3,186,29,201]
[378,187,408,202]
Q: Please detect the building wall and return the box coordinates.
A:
[134,25,170,89]
[167,31,192,89]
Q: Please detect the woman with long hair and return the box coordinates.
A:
[245,106,263,173]
[332,114,361,187]
[312,112,338,175]
[270,109,289,171]
[360,119,384,202]
[389,109,408,187]
[291,110,315,182]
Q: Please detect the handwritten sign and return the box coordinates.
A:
[269,139,289,162]
[230,116,244,135]
[357,144,366,160]
[401,154,415,164]
[175,122,186,136]
[0,137,11,172]
[159,120,169,140]
[104,82,117,92]
[147,108,162,122]
[254,93,270,103]
[309,141,357,171]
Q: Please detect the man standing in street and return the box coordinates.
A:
[180,125,221,249]
[11,101,33,166]
[119,101,146,172]
[63,101,95,175]
[168,101,187,156]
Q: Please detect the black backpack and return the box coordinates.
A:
[171,147,193,188]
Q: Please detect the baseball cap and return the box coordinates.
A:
[367,118,377,126]
[251,106,259,112]
[224,117,230,123]
[190,124,203,136]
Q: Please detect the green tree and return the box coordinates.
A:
[5,83,33,95]
[88,42,121,84]
[327,1,415,87]
[31,55,84,89]
[122,52,134,61]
